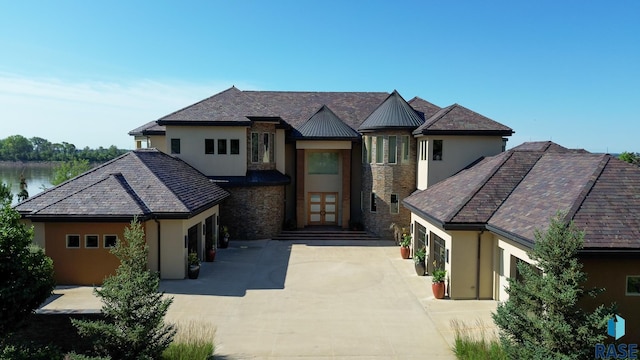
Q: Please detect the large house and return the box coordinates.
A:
[404,141,640,340]
[129,87,513,240]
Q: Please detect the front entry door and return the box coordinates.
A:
[308,192,338,225]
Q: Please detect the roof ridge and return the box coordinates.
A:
[132,151,191,212]
[424,104,456,129]
[448,152,515,221]
[157,86,240,121]
[563,154,610,223]
[111,173,152,215]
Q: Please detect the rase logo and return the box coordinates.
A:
[595,315,638,359]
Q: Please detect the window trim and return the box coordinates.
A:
[365,136,372,163]
[66,234,80,249]
[170,138,181,154]
[205,139,215,154]
[401,135,410,163]
[218,139,227,155]
[626,275,640,296]
[390,193,399,214]
[375,136,384,164]
[389,136,397,164]
[230,139,240,155]
[85,234,99,249]
[251,132,259,163]
[104,234,118,248]
[433,139,443,161]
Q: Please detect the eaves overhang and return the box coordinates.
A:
[485,224,535,249]
[359,125,418,133]
[402,201,447,231]
[443,223,487,231]
[413,129,515,136]
[156,120,252,127]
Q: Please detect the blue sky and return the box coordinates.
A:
[0,1,638,153]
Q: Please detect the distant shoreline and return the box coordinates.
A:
[0,161,61,167]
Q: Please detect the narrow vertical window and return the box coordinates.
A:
[402,136,409,163]
[218,139,227,154]
[389,136,397,164]
[420,140,427,161]
[262,133,270,163]
[370,192,377,212]
[375,136,384,164]
[171,138,181,154]
[366,136,372,163]
[433,140,443,161]
[205,139,215,154]
[390,194,399,214]
[230,139,240,155]
[362,136,367,164]
[251,133,259,162]
[269,133,275,162]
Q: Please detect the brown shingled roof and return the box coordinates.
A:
[403,141,640,249]
[15,149,229,220]
[413,103,513,136]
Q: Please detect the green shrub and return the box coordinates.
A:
[162,321,215,360]
[0,343,62,360]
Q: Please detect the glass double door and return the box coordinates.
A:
[308,192,338,225]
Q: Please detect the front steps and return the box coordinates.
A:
[272,228,381,241]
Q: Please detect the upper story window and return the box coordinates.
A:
[389,136,397,164]
[433,140,443,161]
[218,139,227,155]
[205,139,215,154]
[231,139,240,155]
[262,133,274,163]
[364,136,372,163]
[251,133,259,163]
[136,140,142,149]
[171,138,181,154]
[420,140,427,161]
[375,136,384,164]
[401,136,410,163]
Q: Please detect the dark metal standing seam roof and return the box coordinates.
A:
[358,90,425,131]
[295,105,360,140]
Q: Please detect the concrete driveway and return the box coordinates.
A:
[40,239,498,359]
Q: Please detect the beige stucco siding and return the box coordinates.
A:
[166,126,248,176]
[495,236,534,301]
[296,141,352,150]
[303,149,343,227]
[416,136,504,189]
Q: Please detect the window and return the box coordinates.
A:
[251,133,259,162]
[136,140,142,149]
[370,192,377,212]
[171,138,181,154]
[390,194,399,214]
[389,136,397,164]
[432,232,446,270]
[626,276,640,296]
[66,234,80,248]
[262,133,274,163]
[104,235,118,248]
[230,139,240,154]
[433,140,443,161]
[365,136,372,163]
[362,136,368,164]
[375,136,384,163]
[498,248,505,277]
[205,139,215,154]
[401,136,410,163]
[420,140,427,160]
[85,234,99,248]
[218,139,227,154]
[308,152,339,174]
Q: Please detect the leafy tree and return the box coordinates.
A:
[619,151,640,166]
[16,174,28,202]
[0,182,12,204]
[72,219,176,360]
[492,212,614,359]
[50,159,93,186]
[0,203,55,337]
[0,135,33,161]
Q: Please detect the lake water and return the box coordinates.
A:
[0,163,55,205]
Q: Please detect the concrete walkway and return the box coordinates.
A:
[40,239,498,359]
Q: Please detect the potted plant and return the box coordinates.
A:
[399,233,411,259]
[219,225,230,249]
[431,262,446,299]
[188,252,200,279]
[414,247,426,276]
[206,246,216,262]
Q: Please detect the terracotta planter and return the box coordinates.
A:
[414,261,426,276]
[206,248,216,262]
[432,282,445,299]
[400,246,410,259]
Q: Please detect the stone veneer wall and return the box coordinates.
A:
[361,130,417,239]
[219,185,285,240]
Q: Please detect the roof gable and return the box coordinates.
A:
[296,105,360,139]
[358,90,424,131]
[408,97,441,119]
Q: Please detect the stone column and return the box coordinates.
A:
[296,149,305,228]
[341,149,351,229]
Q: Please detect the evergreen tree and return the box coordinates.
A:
[0,203,55,336]
[72,218,176,360]
[492,212,614,359]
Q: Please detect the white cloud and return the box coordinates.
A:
[0,73,253,149]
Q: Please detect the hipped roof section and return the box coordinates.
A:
[15,149,230,221]
[413,103,513,136]
[403,141,640,249]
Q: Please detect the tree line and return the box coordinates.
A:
[0,134,128,162]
